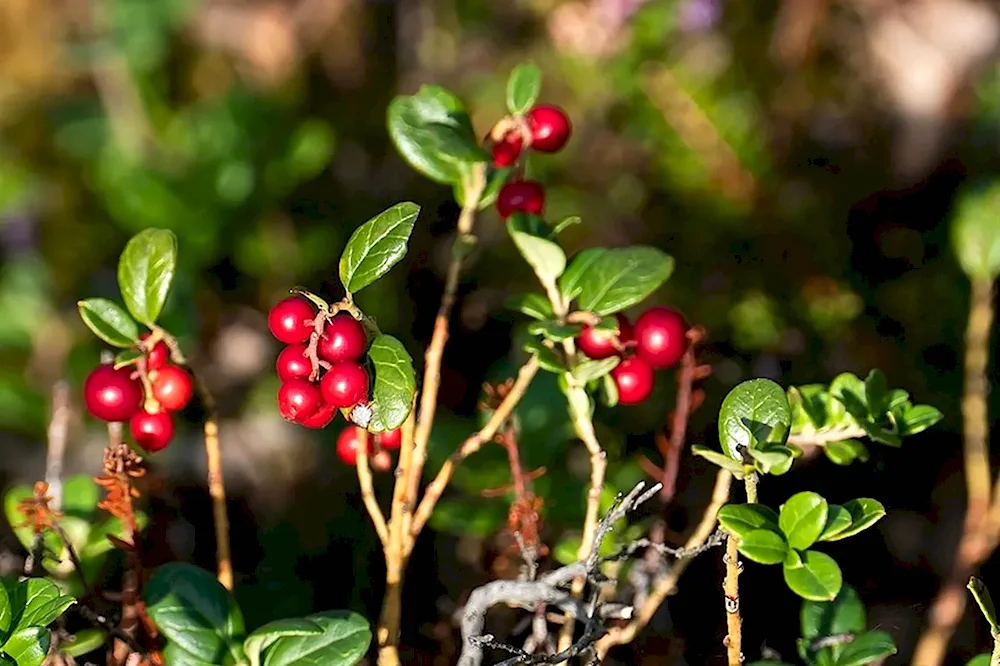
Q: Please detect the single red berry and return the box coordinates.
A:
[371,449,392,472]
[317,313,367,363]
[151,365,194,412]
[276,344,313,382]
[497,180,545,219]
[139,333,169,370]
[278,379,323,422]
[526,104,572,153]
[611,356,655,405]
[633,307,689,369]
[299,402,337,429]
[320,362,370,409]
[336,426,368,465]
[492,132,523,167]
[376,428,402,450]
[577,314,633,360]
[268,297,315,344]
[83,365,143,422]
[130,409,174,452]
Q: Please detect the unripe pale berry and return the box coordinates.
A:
[633,307,689,369]
[278,379,323,422]
[130,409,174,452]
[151,365,194,412]
[577,313,633,360]
[84,365,143,422]
[611,356,655,405]
[320,362,369,409]
[276,344,312,382]
[526,105,572,153]
[268,297,315,344]
[317,313,367,363]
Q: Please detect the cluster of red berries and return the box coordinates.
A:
[83,334,194,452]
[491,104,571,221]
[577,307,689,405]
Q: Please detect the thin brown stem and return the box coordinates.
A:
[657,332,705,502]
[105,423,140,666]
[356,430,389,548]
[723,535,743,666]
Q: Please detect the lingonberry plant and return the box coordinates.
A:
[11,60,997,666]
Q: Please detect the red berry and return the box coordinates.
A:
[577,314,633,360]
[320,362,370,409]
[317,314,367,363]
[633,307,689,369]
[299,402,337,429]
[83,365,143,422]
[497,180,545,219]
[276,344,312,382]
[151,365,194,412]
[492,132,523,167]
[526,104,572,153]
[268,297,315,344]
[130,409,174,452]
[278,379,323,422]
[139,333,169,370]
[611,356,655,405]
[376,428,402,450]
[336,426,368,465]
[371,449,392,472]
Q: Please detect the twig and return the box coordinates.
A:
[595,468,733,657]
[786,425,866,447]
[723,474,756,666]
[45,382,71,512]
[913,278,996,666]
[356,429,389,548]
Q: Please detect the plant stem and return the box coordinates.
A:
[913,278,996,666]
[724,473,756,666]
[356,430,389,548]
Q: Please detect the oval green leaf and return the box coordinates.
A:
[783,550,843,601]
[509,229,566,285]
[691,445,746,478]
[717,504,780,540]
[818,504,853,542]
[77,298,140,348]
[504,293,555,320]
[801,584,866,640]
[824,499,886,542]
[143,563,245,664]
[117,228,177,325]
[779,491,829,550]
[0,577,11,643]
[571,357,620,384]
[835,630,897,666]
[718,378,792,460]
[4,577,76,629]
[61,628,108,658]
[559,248,606,302]
[738,529,789,565]
[574,246,674,315]
[367,334,417,432]
[863,369,888,418]
[339,202,420,295]
[967,655,992,666]
[506,62,542,115]
[163,642,217,666]
[951,182,1000,281]
[900,404,944,436]
[824,440,868,466]
[2,626,49,666]
[244,618,324,666]
[259,611,371,666]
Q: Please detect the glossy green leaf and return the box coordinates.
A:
[367,334,416,432]
[117,228,178,325]
[951,182,1000,280]
[789,385,832,430]
[559,248,606,302]
[748,445,795,475]
[864,370,888,418]
[259,611,371,666]
[823,499,885,542]
[504,293,555,320]
[966,655,992,666]
[818,504,854,542]
[824,440,869,466]
[900,404,944,436]
[779,492,829,550]
[738,529,789,565]
[829,373,868,421]
[60,628,107,658]
[506,62,542,115]
[0,578,10,644]
[691,445,746,478]
[162,643,216,666]
[574,247,674,315]
[835,630,897,666]
[4,578,75,629]
[114,348,145,369]
[572,357,620,384]
[522,338,564,373]
[785,548,804,569]
[717,504,780,540]
[718,378,792,460]
[143,563,245,664]
[339,203,419,294]
[886,389,910,411]
[784,550,843,601]
[527,321,581,342]
[801,584,866,640]
[77,298,140,348]
[244,618,323,666]
[509,230,566,285]
[1,626,49,666]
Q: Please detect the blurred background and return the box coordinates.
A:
[1,0,999,663]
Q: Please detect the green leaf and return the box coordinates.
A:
[4,578,75,629]
[598,373,619,407]
[900,404,944,436]
[522,339,564,373]
[789,385,831,430]
[527,321,581,342]
[504,293,555,320]
[824,440,869,466]
[864,370,888,418]
[367,334,417,432]
[77,298,140,348]
[886,389,910,411]
[785,548,804,569]
[60,628,107,658]
[114,348,145,369]
[829,373,868,421]
[117,228,178,325]
[748,445,795,476]
[738,529,789,565]
[835,630,897,666]
[717,504,780,540]
[244,618,323,666]
[572,357,620,384]
[386,86,481,185]
[509,230,566,285]
[551,216,582,237]
[506,62,542,115]
[823,499,885,542]
[162,643,216,666]
[143,563,245,664]
[779,492,829,550]
[1,626,49,666]
[339,202,420,294]
[951,182,1000,281]
[783,550,843,601]
[691,446,746,478]
[818,504,854,542]
[718,378,792,460]
[574,247,674,315]
[559,248,606,302]
[969,576,1000,635]
[0,577,10,643]
[801,584,867,640]
[967,655,992,666]
[258,611,371,666]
